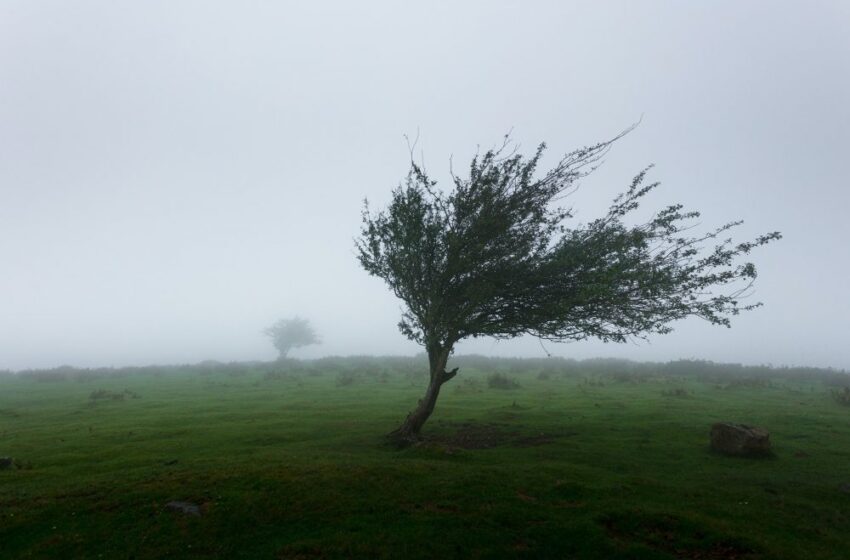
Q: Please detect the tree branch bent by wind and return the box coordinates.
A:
[356,128,780,445]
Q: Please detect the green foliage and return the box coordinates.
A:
[487,372,521,390]
[831,386,850,406]
[263,316,320,359]
[356,131,780,351]
[335,371,359,386]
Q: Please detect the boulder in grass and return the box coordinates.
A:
[0,457,13,470]
[710,422,772,457]
[166,501,201,516]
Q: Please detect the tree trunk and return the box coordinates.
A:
[387,344,458,447]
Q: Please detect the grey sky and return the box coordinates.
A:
[1,1,848,371]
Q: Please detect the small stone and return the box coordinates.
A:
[0,457,13,470]
[710,422,772,457]
[166,501,201,516]
[839,483,850,495]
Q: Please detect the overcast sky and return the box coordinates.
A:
[1,1,848,371]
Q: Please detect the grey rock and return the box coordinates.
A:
[165,501,201,516]
[710,422,772,457]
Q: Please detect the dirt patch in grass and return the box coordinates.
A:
[425,421,576,450]
[600,511,759,559]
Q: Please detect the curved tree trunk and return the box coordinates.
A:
[387,344,457,447]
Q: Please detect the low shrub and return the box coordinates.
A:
[89,389,139,402]
[488,373,520,390]
[831,386,850,406]
[336,372,359,387]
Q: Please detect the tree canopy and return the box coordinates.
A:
[264,317,320,360]
[356,131,780,443]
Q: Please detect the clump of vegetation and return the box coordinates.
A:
[831,386,850,406]
[335,372,359,387]
[662,388,690,398]
[89,389,139,402]
[537,371,551,381]
[0,457,33,471]
[488,373,520,390]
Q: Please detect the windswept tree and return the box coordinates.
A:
[264,317,320,360]
[356,131,780,445]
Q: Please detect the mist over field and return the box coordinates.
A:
[1,1,848,372]
[4,5,850,557]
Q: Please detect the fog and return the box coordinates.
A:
[1,1,848,371]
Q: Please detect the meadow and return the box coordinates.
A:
[1,356,849,559]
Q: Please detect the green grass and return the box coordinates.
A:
[1,359,849,559]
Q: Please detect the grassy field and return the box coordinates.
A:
[1,357,849,559]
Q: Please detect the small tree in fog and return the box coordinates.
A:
[264,317,320,359]
[356,130,780,445]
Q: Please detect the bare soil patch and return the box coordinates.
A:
[600,511,759,559]
[425,421,576,450]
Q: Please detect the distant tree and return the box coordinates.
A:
[264,317,320,359]
[356,130,780,445]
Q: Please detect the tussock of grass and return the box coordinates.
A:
[88,389,140,402]
[487,372,520,390]
[830,386,850,406]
